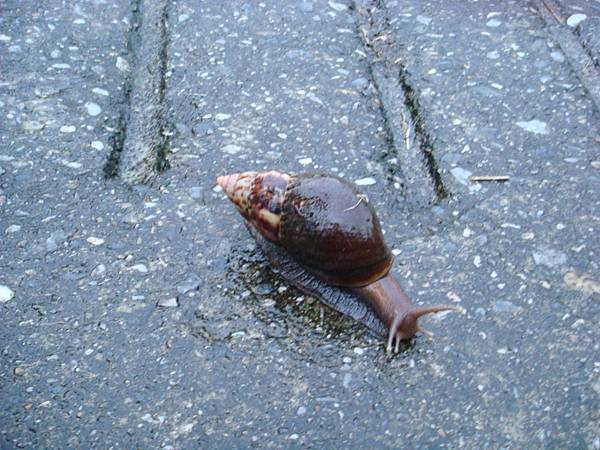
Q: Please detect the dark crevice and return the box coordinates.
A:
[397,67,449,200]
[103,0,143,179]
[154,1,171,174]
[353,0,448,205]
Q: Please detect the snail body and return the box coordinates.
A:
[218,171,457,352]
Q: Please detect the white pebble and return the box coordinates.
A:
[0,285,14,303]
[91,141,104,150]
[60,125,76,133]
[92,87,109,96]
[354,177,376,186]
[214,113,231,121]
[486,19,502,27]
[353,347,365,355]
[516,119,549,135]
[222,144,242,155]
[85,102,102,116]
[116,56,130,72]
[298,157,313,166]
[566,14,587,27]
[132,263,148,273]
[87,236,105,246]
[5,225,21,233]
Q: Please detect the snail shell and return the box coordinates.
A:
[218,171,458,352]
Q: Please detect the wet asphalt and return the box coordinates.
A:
[1,0,599,448]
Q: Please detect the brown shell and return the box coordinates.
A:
[279,174,393,288]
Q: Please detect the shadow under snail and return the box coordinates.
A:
[217,170,459,352]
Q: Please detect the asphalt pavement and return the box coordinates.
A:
[1,0,599,448]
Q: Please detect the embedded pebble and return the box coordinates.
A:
[22,120,44,132]
[92,87,109,96]
[298,157,313,166]
[0,285,15,303]
[190,186,202,199]
[86,237,105,246]
[214,113,231,121]
[416,15,432,26]
[116,56,130,72]
[328,1,347,12]
[351,78,369,88]
[176,274,201,294]
[91,264,106,277]
[0,34,11,42]
[62,161,82,169]
[532,247,567,268]
[493,300,523,314]
[486,50,500,59]
[157,297,179,308]
[178,14,190,23]
[516,119,549,135]
[486,19,502,27]
[566,14,587,28]
[550,51,565,63]
[222,144,242,155]
[85,102,102,116]
[297,406,307,415]
[60,125,76,133]
[354,177,376,186]
[450,167,472,186]
[131,264,148,273]
[46,230,67,252]
[91,141,104,150]
[353,347,365,355]
[5,224,21,233]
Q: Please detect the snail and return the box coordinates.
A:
[217,171,459,352]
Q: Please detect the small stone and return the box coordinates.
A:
[116,56,130,72]
[353,347,365,355]
[85,102,102,116]
[91,141,104,150]
[158,297,179,308]
[493,300,523,314]
[299,1,313,12]
[450,167,472,186]
[0,285,15,303]
[86,237,105,246]
[60,125,76,133]
[222,144,242,155]
[14,367,25,376]
[473,255,482,268]
[416,15,432,26]
[190,186,202,199]
[566,14,587,28]
[0,34,11,42]
[486,19,502,27]
[62,160,82,169]
[92,87,109,96]
[131,264,148,273]
[214,113,231,121]
[297,406,307,415]
[178,14,190,23]
[298,157,313,166]
[328,1,347,12]
[351,77,369,88]
[516,119,549,135]
[550,51,565,63]
[591,161,600,169]
[176,274,201,294]
[486,50,500,59]
[5,224,21,233]
[391,249,401,256]
[354,177,376,186]
[22,120,44,132]
[91,264,106,277]
[46,230,67,252]
[532,247,567,268]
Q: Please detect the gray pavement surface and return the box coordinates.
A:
[1,0,599,448]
